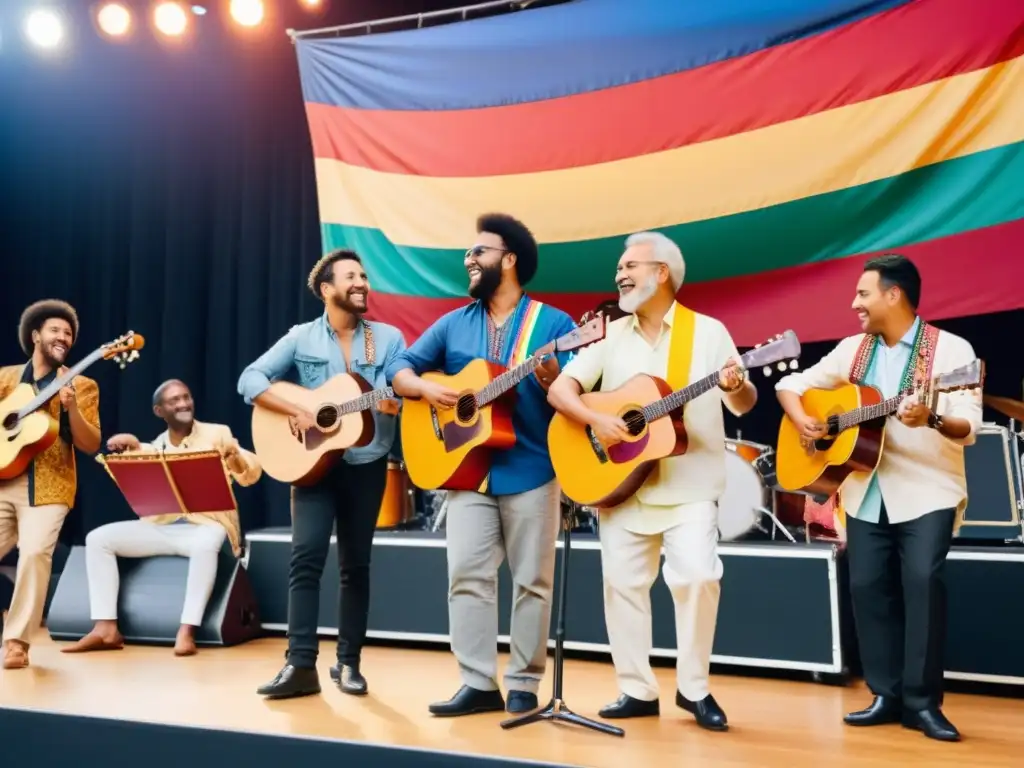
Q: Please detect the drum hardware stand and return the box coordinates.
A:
[758,501,797,543]
[500,501,624,738]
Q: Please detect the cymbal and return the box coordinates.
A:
[983,394,1024,422]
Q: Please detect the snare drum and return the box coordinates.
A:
[376,461,414,529]
[718,449,772,540]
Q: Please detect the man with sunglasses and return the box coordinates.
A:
[388,213,577,717]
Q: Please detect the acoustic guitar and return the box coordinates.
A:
[401,314,606,491]
[549,331,802,508]
[251,373,395,485]
[775,359,985,496]
[0,331,145,480]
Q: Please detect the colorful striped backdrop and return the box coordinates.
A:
[295,0,1024,346]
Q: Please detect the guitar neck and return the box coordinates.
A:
[477,357,543,407]
[17,348,103,419]
[642,370,722,422]
[339,387,395,416]
[835,391,905,432]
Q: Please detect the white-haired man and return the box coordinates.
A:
[547,232,756,731]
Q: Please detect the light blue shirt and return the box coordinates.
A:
[237,313,406,466]
[854,316,920,524]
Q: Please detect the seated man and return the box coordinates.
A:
[62,379,261,657]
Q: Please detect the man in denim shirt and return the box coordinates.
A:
[388,213,577,717]
[238,249,405,699]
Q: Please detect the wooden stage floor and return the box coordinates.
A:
[1,635,1021,767]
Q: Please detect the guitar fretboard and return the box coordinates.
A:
[834,390,907,432]
[641,370,722,422]
[477,356,545,407]
[338,387,395,416]
[16,348,105,420]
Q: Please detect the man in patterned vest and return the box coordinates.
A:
[775,255,982,742]
[0,300,101,669]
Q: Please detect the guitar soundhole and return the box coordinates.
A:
[621,409,646,437]
[455,394,477,424]
[2,412,18,432]
[315,405,340,430]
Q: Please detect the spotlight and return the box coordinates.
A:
[299,0,323,8]
[153,2,189,37]
[24,7,65,50]
[96,3,132,38]
[230,0,264,27]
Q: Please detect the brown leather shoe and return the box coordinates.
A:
[2,640,29,669]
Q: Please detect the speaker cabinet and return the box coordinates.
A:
[47,544,263,647]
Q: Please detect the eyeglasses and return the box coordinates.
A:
[465,245,509,260]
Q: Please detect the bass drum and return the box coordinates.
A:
[718,449,771,541]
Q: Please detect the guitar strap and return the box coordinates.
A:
[665,303,697,391]
[848,319,939,391]
[361,320,377,366]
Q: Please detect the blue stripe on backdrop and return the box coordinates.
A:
[294,0,911,111]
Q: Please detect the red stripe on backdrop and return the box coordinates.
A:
[365,219,1024,348]
[307,0,1024,177]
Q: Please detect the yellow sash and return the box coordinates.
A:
[665,303,697,390]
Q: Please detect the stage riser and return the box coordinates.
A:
[245,530,847,675]
[46,546,264,647]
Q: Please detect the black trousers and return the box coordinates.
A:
[846,503,955,711]
[285,456,389,669]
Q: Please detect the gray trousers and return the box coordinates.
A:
[445,479,561,694]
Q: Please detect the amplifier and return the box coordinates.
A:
[956,424,1024,542]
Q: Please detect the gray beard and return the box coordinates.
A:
[618,275,658,314]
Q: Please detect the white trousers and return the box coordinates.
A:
[599,500,723,702]
[85,520,226,627]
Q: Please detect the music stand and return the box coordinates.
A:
[500,500,625,737]
[97,450,237,519]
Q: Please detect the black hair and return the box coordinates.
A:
[307,249,364,302]
[476,212,539,285]
[863,253,921,310]
[18,299,79,356]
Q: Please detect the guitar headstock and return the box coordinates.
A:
[555,314,606,353]
[740,330,802,377]
[933,359,985,393]
[101,331,146,370]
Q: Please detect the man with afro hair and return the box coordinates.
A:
[388,213,578,717]
[0,299,101,669]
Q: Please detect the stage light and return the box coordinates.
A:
[299,0,323,8]
[96,3,132,37]
[153,2,188,37]
[230,0,264,27]
[24,8,65,50]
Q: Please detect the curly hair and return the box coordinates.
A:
[18,299,79,356]
[476,213,539,285]
[307,249,363,302]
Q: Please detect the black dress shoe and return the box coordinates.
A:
[902,707,961,742]
[675,691,728,731]
[598,694,660,719]
[843,695,902,726]
[506,691,539,713]
[428,685,505,717]
[330,664,368,696]
[256,665,321,699]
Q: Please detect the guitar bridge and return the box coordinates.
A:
[429,407,443,441]
[585,426,609,464]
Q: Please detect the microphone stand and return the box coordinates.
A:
[500,500,625,737]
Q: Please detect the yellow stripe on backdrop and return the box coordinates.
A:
[315,55,1024,250]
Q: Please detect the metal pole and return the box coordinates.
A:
[286,0,535,40]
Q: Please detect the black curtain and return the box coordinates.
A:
[2,3,1022,547]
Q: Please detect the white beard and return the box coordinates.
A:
[618,275,658,314]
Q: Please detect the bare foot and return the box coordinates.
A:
[2,640,30,669]
[62,629,124,653]
[174,626,197,657]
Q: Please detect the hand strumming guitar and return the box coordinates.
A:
[419,380,459,410]
[287,409,317,439]
[588,412,632,447]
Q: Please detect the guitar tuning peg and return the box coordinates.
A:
[763,366,772,376]
[777,362,787,372]
[789,360,799,370]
